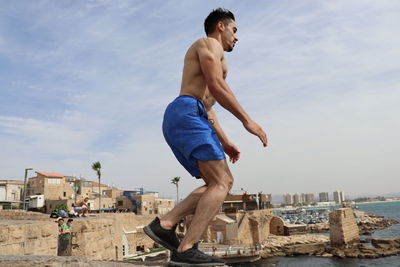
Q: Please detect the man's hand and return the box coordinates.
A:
[243,120,268,147]
[222,141,240,163]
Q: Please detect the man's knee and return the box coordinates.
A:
[216,174,234,192]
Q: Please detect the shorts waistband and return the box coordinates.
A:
[174,95,206,117]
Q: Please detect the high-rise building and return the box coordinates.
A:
[300,193,306,204]
[319,192,329,202]
[333,190,345,203]
[293,193,301,205]
[283,193,293,205]
[304,193,315,204]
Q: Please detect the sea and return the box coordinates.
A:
[237,201,400,267]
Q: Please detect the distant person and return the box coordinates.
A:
[73,197,90,217]
[65,218,73,232]
[55,217,65,234]
[55,217,72,256]
[144,7,267,266]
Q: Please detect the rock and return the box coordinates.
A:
[283,243,326,256]
[371,238,400,249]
[322,253,333,257]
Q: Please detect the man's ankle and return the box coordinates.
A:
[159,218,174,230]
[177,243,193,253]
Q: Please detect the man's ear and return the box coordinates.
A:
[216,21,225,32]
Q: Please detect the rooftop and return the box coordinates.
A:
[35,171,64,178]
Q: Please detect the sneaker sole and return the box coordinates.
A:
[143,225,176,251]
[169,261,225,266]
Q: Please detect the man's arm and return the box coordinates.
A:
[207,107,240,163]
[197,38,267,147]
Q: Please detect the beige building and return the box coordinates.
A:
[91,181,110,195]
[116,192,174,215]
[0,180,24,208]
[154,198,174,215]
[104,189,123,198]
[75,179,93,198]
[27,171,74,200]
[200,209,272,246]
[222,193,272,212]
[90,196,115,210]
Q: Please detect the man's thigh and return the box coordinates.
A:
[198,159,233,185]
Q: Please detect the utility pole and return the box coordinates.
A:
[22,168,33,210]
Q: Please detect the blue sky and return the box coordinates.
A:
[1,0,399,199]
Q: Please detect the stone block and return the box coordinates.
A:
[9,225,23,240]
[0,228,9,243]
[41,225,56,238]
[26,224,41,240]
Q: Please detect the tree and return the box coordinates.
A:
[91,161,102,212]
[171,176,180,203]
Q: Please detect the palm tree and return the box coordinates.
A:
[171,176,180,203]
[91,161,102,212]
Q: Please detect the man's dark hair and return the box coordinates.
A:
[204,8,235,36]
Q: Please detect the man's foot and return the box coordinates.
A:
[143,217,180,250]
[169,247,225,266]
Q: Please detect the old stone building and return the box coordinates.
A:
[91,181,110,195]
[27,172,74,200]
[116,191,174,215]
[0,180,24,208]
[222,193,272,212]
[269,216,285,235]
[329,208,359,246]
[200,209,272,246]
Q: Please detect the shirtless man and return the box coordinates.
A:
[73,197,89,217]
[144,8,267,266]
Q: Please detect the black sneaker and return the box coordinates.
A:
[170,247,225,266]
[143,217,180,250]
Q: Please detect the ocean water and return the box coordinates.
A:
[238,201,400,267]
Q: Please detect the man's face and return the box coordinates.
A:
[221,20,238,52]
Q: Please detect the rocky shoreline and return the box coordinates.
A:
[355,210,399,235]
[306,210,399,235]
[260,235,400,259]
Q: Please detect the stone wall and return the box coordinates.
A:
[237,210,271,247]
[329,208,359,247]
[0,211,157,260]
[269,216,285,235]
[0,220,58,255]
[0,210,49,220]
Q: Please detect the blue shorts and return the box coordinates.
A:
[162,95,225,178]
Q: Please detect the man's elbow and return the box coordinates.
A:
[207,79,226,96]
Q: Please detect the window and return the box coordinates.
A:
[63,192,66,197]
[118,201,123,206]
[48,179,60,184]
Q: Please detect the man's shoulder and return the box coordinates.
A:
[192,38,222,51]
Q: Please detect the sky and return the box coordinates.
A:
[1,0,399,200]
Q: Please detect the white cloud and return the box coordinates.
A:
[0,0,399,199]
